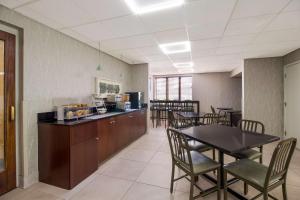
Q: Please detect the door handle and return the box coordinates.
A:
[10,106,15,121]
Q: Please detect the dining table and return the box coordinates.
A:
[178,124,280,200]
[225,110,242,127]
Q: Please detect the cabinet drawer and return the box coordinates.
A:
[70,122,97,145]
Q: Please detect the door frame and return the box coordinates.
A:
[0,30,16,194]
[284,60,300,149]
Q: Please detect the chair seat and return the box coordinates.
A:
[225,159,277,189]
[233,149,262,160]
[187,140,212,152]
[190,151,220,174]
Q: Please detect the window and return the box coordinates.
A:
[155,78,166,100]
[154,76,192,100]
[181,76,192,100]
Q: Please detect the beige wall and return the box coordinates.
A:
[243,57,284,136]
[130,63,149,102]
[192,72,242,113]
[284,48,300,66]
[0,5,138,188]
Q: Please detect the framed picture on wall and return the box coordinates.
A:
[95,77,121,97]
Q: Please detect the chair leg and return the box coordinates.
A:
[244,182,248,195]
[170,162,175,193]
[190,175,195,200]
[259,155,263,164]
[213,149,215,160]
[224,170,228,200]
[263,192,268,200]
[217,168,221,200]
[282,182,288,200]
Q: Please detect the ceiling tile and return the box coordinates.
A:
[216,45,247,55]
[219,34,256,47]
[283,0,300,12]
[145,54,169,62]
[191,38,220,50]
[15,5,64,29]
[184,0,236,27]
[169,52,191,62]
[73,15,148,41]
[154,28,188,43]
[100,34,156,51]
[0,0,33,9]
[137,46,163,56]
[232,0,290,19]
[225,15,275,36]
[23,0,95,28]
[265,11,300,31]
[254,28,300,44]
[60,29,97,48]
[187,23,226,40]
[73,0,131,21]
[139,7,185,32]
[191,48,216,59]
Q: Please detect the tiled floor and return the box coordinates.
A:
[1,127,300,200]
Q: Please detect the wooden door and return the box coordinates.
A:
[0,30,16,194]
[284,62,300,148]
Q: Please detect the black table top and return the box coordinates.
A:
[224,110,241,113]
[177,112,206,118]
[216,107,233,110]
[178,125,280,154]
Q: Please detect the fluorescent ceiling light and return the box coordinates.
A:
[159,41,191,55]
[124,0,184,15]
[173,62,194,68]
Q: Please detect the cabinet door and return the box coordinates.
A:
[70,122,98,188]
[97,117,116,163]
[115,114,130,148]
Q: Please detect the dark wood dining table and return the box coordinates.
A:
[178,125,280,200]
[225,110,242,127]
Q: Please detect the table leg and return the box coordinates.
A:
[219,150,224,187]
[230,113,233,127]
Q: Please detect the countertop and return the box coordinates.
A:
[38,109,145,126]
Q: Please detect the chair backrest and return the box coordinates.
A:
[238,119,265,134]
[168,110,177,128]
[202,113,219,125]
[167,128,193,172]
[210,106,216,114]
[265,138,297,187]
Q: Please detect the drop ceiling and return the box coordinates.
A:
[1,0,300,75]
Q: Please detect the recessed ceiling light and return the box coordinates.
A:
[159,41,191,55]
[173,62,194,68]
[124,0,184,15]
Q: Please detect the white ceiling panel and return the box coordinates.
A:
[219,34,255,47]
[73,0,131,21]
[254,28,300,44]
[184,0,236,27]
[60,29,98,49]
[283,0,300,12]
[154,28,188,43]
[187,23,226,41]
[169,52,191,62]
[23,0,95,28]
[191,38,220,50]
[100,34,156,51]
[192,48,216,58]
[225,15,275,36]
[0,0,33,9]
[73,15,147,41]
[265,11,300,31]
[138,7,185,32]
[136,46,163,56]
[145,54,169,62]
[16,5,64,29]
[232,0,290,19]
[216,45,247,55]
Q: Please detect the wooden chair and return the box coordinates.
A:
[233,119,265,195]
[210,105,216,114]
[224,138,297,200]
[167,128,221,200]
[168,111,212,153]
[201,113,219,125]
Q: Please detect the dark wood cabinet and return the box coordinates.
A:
[38,109,147,189]
[38,121,98,189]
